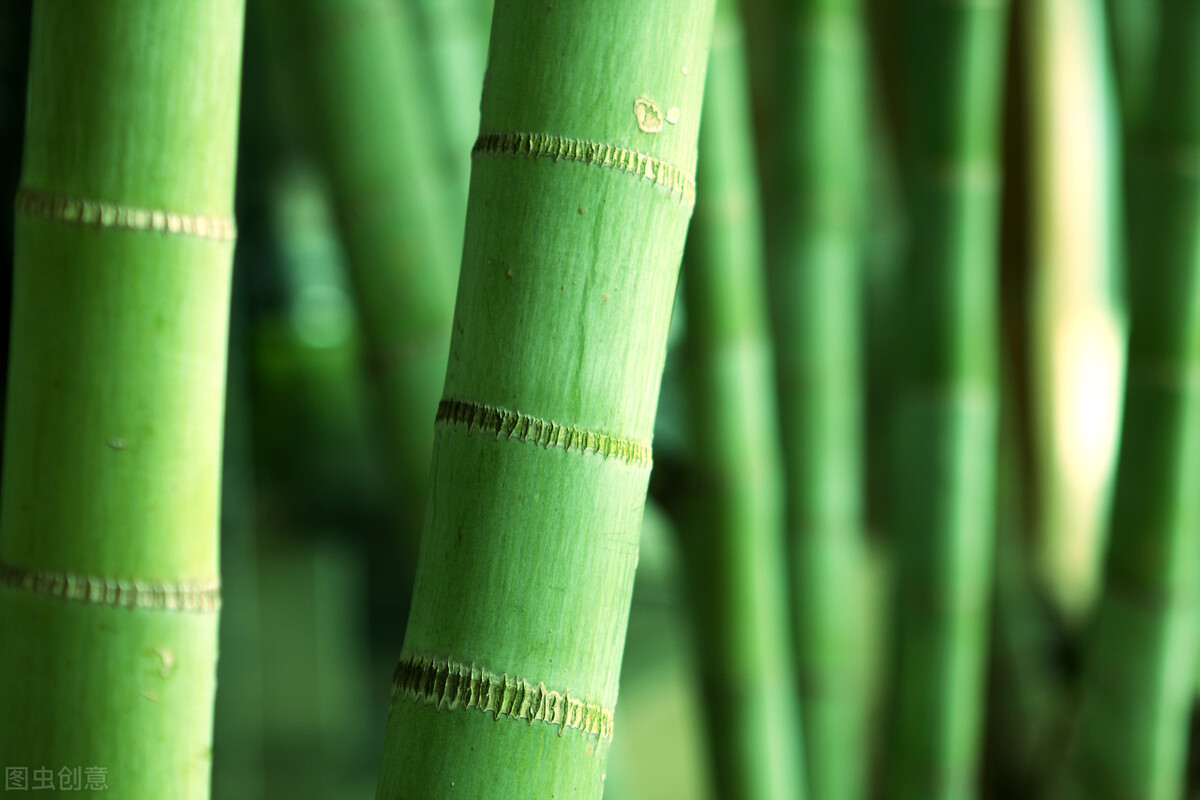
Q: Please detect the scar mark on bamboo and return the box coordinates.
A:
[154,647,176,678]
[392,654,615,740]
[634,97,665,133]
[471,132,695,207]
[0,561,220,612]
[437,398,652,467]
[15,187,236,242]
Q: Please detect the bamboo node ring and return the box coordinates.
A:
[436,397,652,467]
[14,187,237,242]
[471,131,695,208]
[0,560,221,613]
[392,653,615,740]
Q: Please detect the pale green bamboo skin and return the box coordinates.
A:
[681,4,807,797]
[743,0,870,796]
[885,2,1007,798]
[0,2,243,797]
[271,0,459,539]
[374,2,715,796]
[1061,3,1200,798]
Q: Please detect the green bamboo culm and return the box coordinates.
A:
[745,0,870,795]
[270,0,458,535]
[885,0,1008,797]
[1061,3,1200,798]
[1105,0,1158,130]
[373,1,715,796]
[680,2,807,797]
[411,0,494,224]
[267,0,460,646]
[0,2,244,797]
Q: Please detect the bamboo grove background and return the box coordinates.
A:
[1,0,1199,798]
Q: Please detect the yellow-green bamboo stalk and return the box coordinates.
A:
[0,2,244,798]
[680,2,807,796]
[373,1,716,796]
[1024,0,1125,624]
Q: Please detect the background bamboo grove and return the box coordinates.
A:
[1,0,1199,798]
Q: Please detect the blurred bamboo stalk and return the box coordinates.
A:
[680,2,807,796]
[1024,0,1125,624]
[267,0,459,551]
[885,0,1008,797]
[982,369,1062,796]
[1062,2,1200,798]
[1104,0,1158,131]
[210,64,272,792]
[743,0,871,793]
[410,0,493,227]
[604,503,716,800]
[264,0,460,658]
[373,1,715,794]
[0,2,244,797]
[212,305,266,800]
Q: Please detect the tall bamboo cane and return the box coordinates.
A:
[1024,0,1126,624]
[1062,2,1200,798]
[265,0,461,654]
[885,1,1009,797]
[1105,0,1157,131]
[0,2,243,798]
[269,0,459,537]
[744,0,870,794]
[681,2,807,796]
[411,0,494,226]
[373,1,715,796]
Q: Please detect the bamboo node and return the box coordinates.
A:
[0,560,220,612]
[14,187,237,242]
[391,653,615,740]
[437,398,652,467]
[471,131,695,208]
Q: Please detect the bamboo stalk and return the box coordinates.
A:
[745,0,871,795]
[1105,0,1158,131]
[1023,0,1126,623]
[680,2,806,796]
[268,0,459,539]
[264,0,462,658]
[885,1,1008,797]
[982,375,1060,796]
[411,0,494,225]
[373,2,715,796]
[0,2,244,797]
[210,281,266,800]
[1062,3,1200,798]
